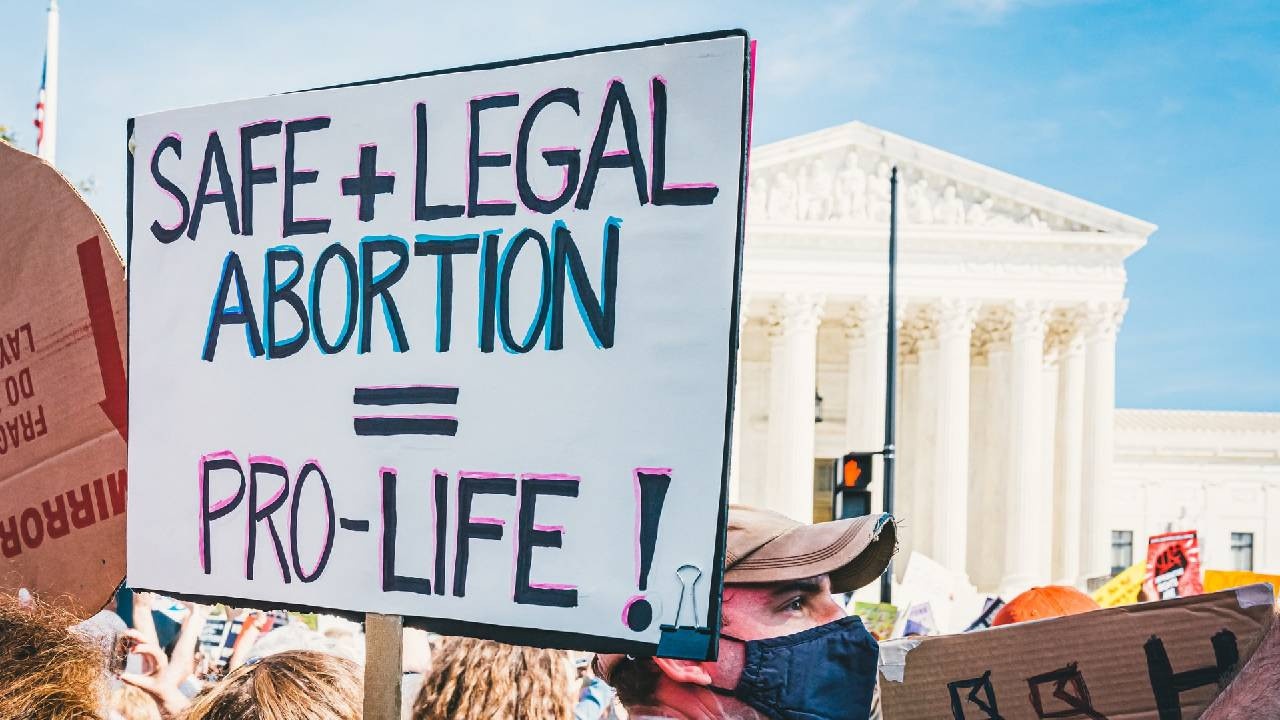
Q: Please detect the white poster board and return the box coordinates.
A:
[126,31,749,658]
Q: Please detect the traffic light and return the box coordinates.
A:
[833,452,874,520]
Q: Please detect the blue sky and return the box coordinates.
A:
[1,0,1275,411]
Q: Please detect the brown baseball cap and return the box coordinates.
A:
[593,505,896,679]
[723,504,897,593]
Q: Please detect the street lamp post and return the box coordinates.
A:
[880,167,899,604]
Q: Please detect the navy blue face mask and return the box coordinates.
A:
[708,615,880,720]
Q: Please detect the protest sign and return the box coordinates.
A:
[879,584,1275,720]
[852,601,898,641]
[1147,530,1202,599]
[896,550,987,634]
[0,143,128,617]
[1092,560,1144,608]
[126,31,750,659]
[1204,569,1280,599]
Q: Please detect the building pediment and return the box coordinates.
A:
[748,122,1157,239]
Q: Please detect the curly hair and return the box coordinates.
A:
[411,637,574,720]
[0,593,106,720]
[182,650,362,720]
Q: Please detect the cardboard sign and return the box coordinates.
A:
[126,31,750,658]
[0,143,128,617]
[879,585,1275,720]
[1148,530,1203,599]
[1204,570,1280,599]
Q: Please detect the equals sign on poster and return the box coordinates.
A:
[352,385,459,437]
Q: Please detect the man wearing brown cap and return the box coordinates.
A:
[595,504,896,720]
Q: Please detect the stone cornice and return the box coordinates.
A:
[1115,409,1280,461]
[746,222,1147,262]
[749,121,1158,238]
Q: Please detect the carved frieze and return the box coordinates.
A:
[747,144,1091,232]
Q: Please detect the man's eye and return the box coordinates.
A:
[784,596,804,612]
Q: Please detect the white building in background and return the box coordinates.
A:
[733,121,1280,596]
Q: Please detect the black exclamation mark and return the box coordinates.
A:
[624,467,671,632]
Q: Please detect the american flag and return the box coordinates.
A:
[34,54,48,150]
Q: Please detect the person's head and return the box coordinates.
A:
[0,592,107,720]
[598,505,897,720]
[109,683,161,720]
[412,637,575,720]
[182,650,361,720]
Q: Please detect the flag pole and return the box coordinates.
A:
[879,166,898,604]
[38,0,59,164]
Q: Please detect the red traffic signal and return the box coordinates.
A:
[840,452,874,490]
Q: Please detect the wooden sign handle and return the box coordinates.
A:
[363,613,404,720]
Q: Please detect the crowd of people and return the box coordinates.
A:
[3,504,1278,720]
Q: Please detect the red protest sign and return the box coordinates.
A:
[1147,530,1203,600]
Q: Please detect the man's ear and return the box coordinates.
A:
[652,656,714,686]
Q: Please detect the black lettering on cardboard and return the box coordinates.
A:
[547,218,619,350]
[947,670,1003,719]
[358,237,410,354]
[577,79,648,211]
[380,468,431,594]
[452,475,516,597]
[202,251,265,361]
[239,120,282,236]
[467,93,519,217]
[150,134,190,242]
[415,103,464,221]
[188,131,241,241]
[283,117,332,237]
[340,144,396,222]
[496,228,551,353]
[434,471,448,596]
[310,243,359,354]
[247,459,292,583]
[415,235,480,352]
[478,231,500,353]
[1145,630,1239,720]
[290,461,335,583]
[264,246,310,359]
[1025,662,1107,719]
[201,457,245,575]
[649,76,718,207]
[514,477,579,607]
[516,88,581,214]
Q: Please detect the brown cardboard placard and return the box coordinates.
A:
[879,585,1275,720]
[0,142,127,617]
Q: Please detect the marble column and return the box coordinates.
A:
[844,299,889,518]
[1080,300,1126,582]
[1054,331,1085,585]
[1039,344,1059,583]
[845,301,890,450]
[728,308,749,504]
[895,355,919,582]
[1001,301,1048,595]
[931,299,976,575]
[974,334,1010,592]
[764,312,788,513]
[763,294,823,522]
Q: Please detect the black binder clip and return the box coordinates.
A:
[656,564,715,660]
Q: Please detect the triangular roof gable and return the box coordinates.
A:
[748,121,1157,237]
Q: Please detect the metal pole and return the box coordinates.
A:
[879,167,899,604]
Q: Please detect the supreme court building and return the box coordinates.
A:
[730,121,1280,596]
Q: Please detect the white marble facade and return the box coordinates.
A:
[732,122,1280,596]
